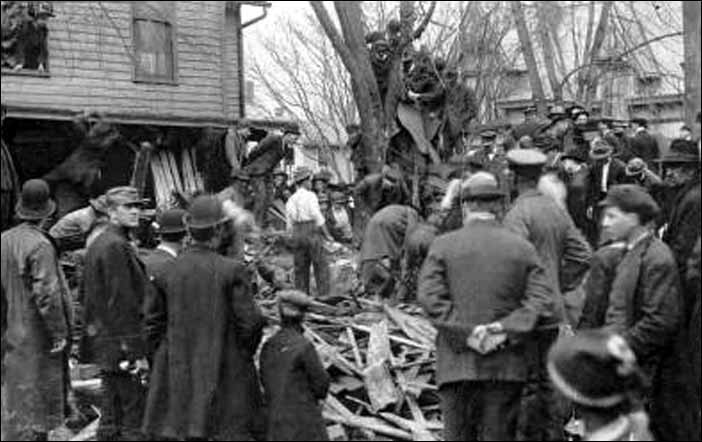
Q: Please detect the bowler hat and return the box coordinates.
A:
[656,139,699,164]
[156,208,187,234]
[589,138,614,161]
[278,289,313,318]
[548,329,646,408]
[16,179,56,220]
[185,195,228,229]
[598,184,660,223]
[461,171,505,201]
[293,167,313,183]
[105,186,147,208]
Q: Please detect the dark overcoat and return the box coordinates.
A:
[629,131,660,164]
[504,189,592,325]
[663,179,701,293]
[578,241,627,330]
[140,247,176,358]
[418,219,555,386]
[81,224,148,369]
[1,223,71,435]
[260,326,330,441]
[603,230,699,439]
[142,244,266,440]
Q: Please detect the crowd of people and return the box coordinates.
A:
[1,106,701,441]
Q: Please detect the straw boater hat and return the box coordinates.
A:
[15,179,56,221]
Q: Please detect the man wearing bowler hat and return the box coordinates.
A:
[286,167,332,297]
[142,195,265,440]
[418,172,555,441]
[504,149,592,441]
[141,209,186,360]
[80,186,150,440]
[587,137,627,244]
[2,179,72,441]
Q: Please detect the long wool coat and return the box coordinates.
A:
[142,244,266,440]
[1,223,71,435]
[260,326,330,441]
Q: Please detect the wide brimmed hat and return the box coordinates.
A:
[656,139,699,164]
[105,186,148,208]
[293,167,313,183]
[548,329,646,408]
[156,208,187,234]
[589,138,614,161]
[184,195,228,229]
[15,179,56,220]
[461,171,505,201]
[507,148,547,172]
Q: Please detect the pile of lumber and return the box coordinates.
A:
[260,297,442,441]
[150,148,204,209]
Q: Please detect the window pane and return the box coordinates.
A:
[134,19,173,80]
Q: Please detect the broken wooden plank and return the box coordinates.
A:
[378,412,437,441]
[383,304,437,348]
[322,411,413,441]
[367,320,393,366]
[346,327,363,369]
[363,361,399,412]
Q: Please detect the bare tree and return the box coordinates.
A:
[510,1,547,115]
[309,0,436,174]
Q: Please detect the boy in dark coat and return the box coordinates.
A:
[260,290,330,441]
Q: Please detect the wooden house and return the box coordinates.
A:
[1,1,294,216]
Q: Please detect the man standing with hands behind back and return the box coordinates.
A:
[418,173,554,441]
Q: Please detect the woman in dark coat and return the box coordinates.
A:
[259,290,330,441]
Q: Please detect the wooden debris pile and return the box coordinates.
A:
[261,299,442,441]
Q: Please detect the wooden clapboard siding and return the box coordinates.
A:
[1,1,242,124]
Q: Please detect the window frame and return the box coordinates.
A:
[130,1,178,85]
[0,2,53,77]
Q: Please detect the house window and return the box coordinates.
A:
[1,1,53,74]
[132,1,176,83]
[636,75,661,97]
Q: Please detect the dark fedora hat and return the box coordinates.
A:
[184,195,228,230]
[656,139,699,165]
[16,179,56,220]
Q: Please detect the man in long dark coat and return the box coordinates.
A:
[140,209,186,361]
[143,195,265,441]
[599,185,695,440]
[81,186,150,441]
[2,179,71,441]
[503,149,592,441]
[418,173,555,441]
[260,290,330,441]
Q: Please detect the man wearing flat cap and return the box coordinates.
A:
[2,179,72,441]
[286,167,333,297]
[79,186,150,440]
[259,290,330,441]
[598,184,692,440]
[629,117,660,165]
[143,195,265,440]
[419,172,555,441]
[49,194,110,252]
[504,149,592,441]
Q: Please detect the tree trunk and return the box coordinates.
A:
[683,1,701,125]
[537,4,562,102]
[510,1,547,115]
[582,1,613,108]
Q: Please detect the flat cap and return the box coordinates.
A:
[105,186,147,207]
[598,184,660,222]
[506,148,547,168]
[460,171,504,201]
